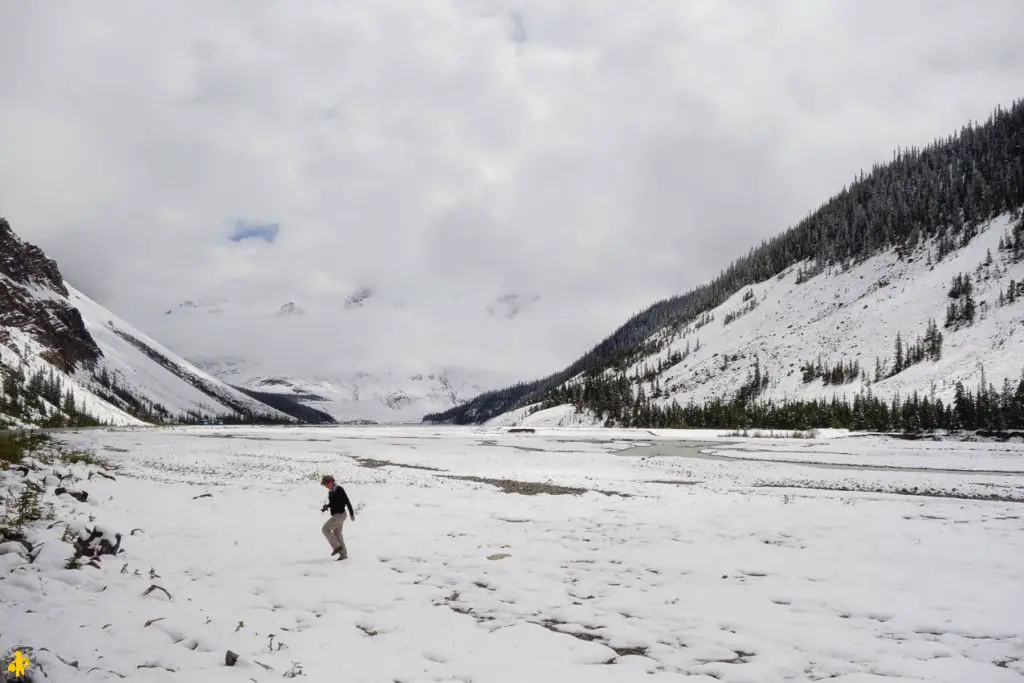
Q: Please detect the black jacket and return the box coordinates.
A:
[325,484,354,517]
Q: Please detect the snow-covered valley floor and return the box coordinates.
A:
[3,426,1024,682]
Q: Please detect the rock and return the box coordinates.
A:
[73,525,121,559]
[0,217,102,370]
[225,650,239,666]
[486,553,511,561]
[55,486,89,503]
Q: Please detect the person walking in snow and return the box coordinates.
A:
[320,475,355,560]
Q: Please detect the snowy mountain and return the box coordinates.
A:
[148,283,537,423]
[0,217,295,427]
[428,99,1024,431]
[188,354,515,424]
[485,214,1024,430]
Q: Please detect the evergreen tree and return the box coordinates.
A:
[893,332,904,375]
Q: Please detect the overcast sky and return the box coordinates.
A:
[1,1,1023,381]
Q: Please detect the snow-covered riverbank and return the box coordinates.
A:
[2,426,1023,681]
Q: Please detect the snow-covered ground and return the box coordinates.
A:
[3,426,1024,682]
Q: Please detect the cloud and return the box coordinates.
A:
[229,221,279,243]
[1,0,1023,383]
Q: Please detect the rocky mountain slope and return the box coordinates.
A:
[427,99,1024,431]
[0,220,100,373]
[0,217,296,427]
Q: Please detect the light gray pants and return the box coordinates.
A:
[321,512,348,558]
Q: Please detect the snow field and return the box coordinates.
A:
[2,426,1023,682]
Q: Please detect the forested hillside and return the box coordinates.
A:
[1,217,299,427]
[424,98,1024,429]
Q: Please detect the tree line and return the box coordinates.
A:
[532,365,1024,433]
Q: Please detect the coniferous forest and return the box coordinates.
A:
[0,364,103,427]
[424,98,1024,431]
[529,365,1024,433]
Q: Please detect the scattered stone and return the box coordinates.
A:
[144,617,165,627]
[192,493,213,499]
[225,650,239,666]
[487,553,511,561]
[537,618,604,643]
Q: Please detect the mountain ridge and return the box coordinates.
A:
[147,284,545,423]
[424,98,1024,430]
[0,217,310,428]
[187,353,516,424]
